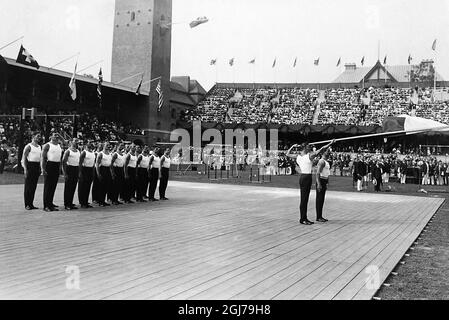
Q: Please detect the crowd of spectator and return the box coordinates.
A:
[182,85,449,127]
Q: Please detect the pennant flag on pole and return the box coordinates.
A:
[336,57,341,67]
[210,59,217,65]
[189,16,209,28]
[383,55,387,65]
[69,63,77,101]
[135,74,143,95]
[314,57,320,66]
[272,58,277,68]
[360,56,365,66]
[229,58,234,66]
[408,54,412,65]
[16,45,40,69]
[432,39,437,51]
[249,58,255,64]
[97,68,103,100]
[156,79,164,112]
[293,57,297,68]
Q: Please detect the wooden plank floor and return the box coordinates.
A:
[0,181,443,300]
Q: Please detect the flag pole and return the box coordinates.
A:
[78,60,104,74]
[0,36,24,51]
[115,72,145,85]
[141,76,162,86]
[50,52,80,69]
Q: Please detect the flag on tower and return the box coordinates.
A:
[314,57,320,66]
[293,57,297,68]
[336,57,341,67]
[16,45,40,69]
[249,58,255,64]
[190,17,209,28]
[272,58,276,68]
[383,55,387,65]
[210,59,217,65]
[408,54,412,65]
[432,39,437,51]
[69,63,77,101]
[361,56,365,66]
[156,79,164,112]
[229,58,234,66]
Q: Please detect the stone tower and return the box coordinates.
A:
[112,0,172,137]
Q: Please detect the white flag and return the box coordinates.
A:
[69,63,77,101]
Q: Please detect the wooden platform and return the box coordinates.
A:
[0,181,443,300]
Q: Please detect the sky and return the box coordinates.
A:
[1,0,449,91]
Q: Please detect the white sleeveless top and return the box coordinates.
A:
[127,154,137,168]
[100,152,112,167]
[161,156,171,168]
[113,153,125,168]
[320,160,330,179]
[296,154,313,174]
[83,150,95,168]
[47,143,62,162]
[26,143,42,162]
[139,155,150,169]
[151,156,161,169]
[67,149,80,166]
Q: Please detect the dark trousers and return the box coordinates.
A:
[316,178,328,219]
[136,168,149,200]
[159,167,169,198]
[64,165,79,207]
[299,174,312,221]
[111,167,124,203]
[92,169,100,202]
[43,161,60,208]
[148,168,159,199]
[0,162,4,174]
[98,166,112,204]
[78,166,93,206]
[24,162,40,207]
[124,167,136,201]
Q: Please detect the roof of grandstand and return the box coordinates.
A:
[334,60,444,83]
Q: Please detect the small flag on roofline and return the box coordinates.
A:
[135,74,143,95]
[293,57,297,68]
[336,57,341,67]
[408,54,412,65]
[314,57,320,66]
[97,68,103,100]
[272,58,276,68]
[16,45,39,69]
[361,56,365,66]
[210,59,217,65]
[249,58,255,64]
[69,63,77,101]
[432,39,437,51]
[229,58,234,67]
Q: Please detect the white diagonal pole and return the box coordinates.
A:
[0,36,24,51]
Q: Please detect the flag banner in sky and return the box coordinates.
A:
[336,57,341,67]
[189,16,208,28]
[361,56,365,66]
[408,54,412,65]
[229,58,234,66]
[272,58,276,68]
[69,63,77,101]
[293,57,297,68]
[383,55,387,65]
[210,59,217,65]
[432,39,437,51]
[314,57,320,66]
[156,79,164,112]
[16,45,39,69]
[249,58,255,64]
[135,75,143,95]
[97,68,103,101]
[382,115,449,134]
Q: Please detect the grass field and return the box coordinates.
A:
[1,170,448,300]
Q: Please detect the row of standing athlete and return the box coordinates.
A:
[21,132,172,211]
[286,139,336,225]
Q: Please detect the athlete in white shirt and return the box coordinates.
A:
[316,150,331,222]
[62,139,80,210]
[41,133,62,212]
[22,133,42,210]
[78,142,96,208]
[286,139,334,225]
[159,148,172,200]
